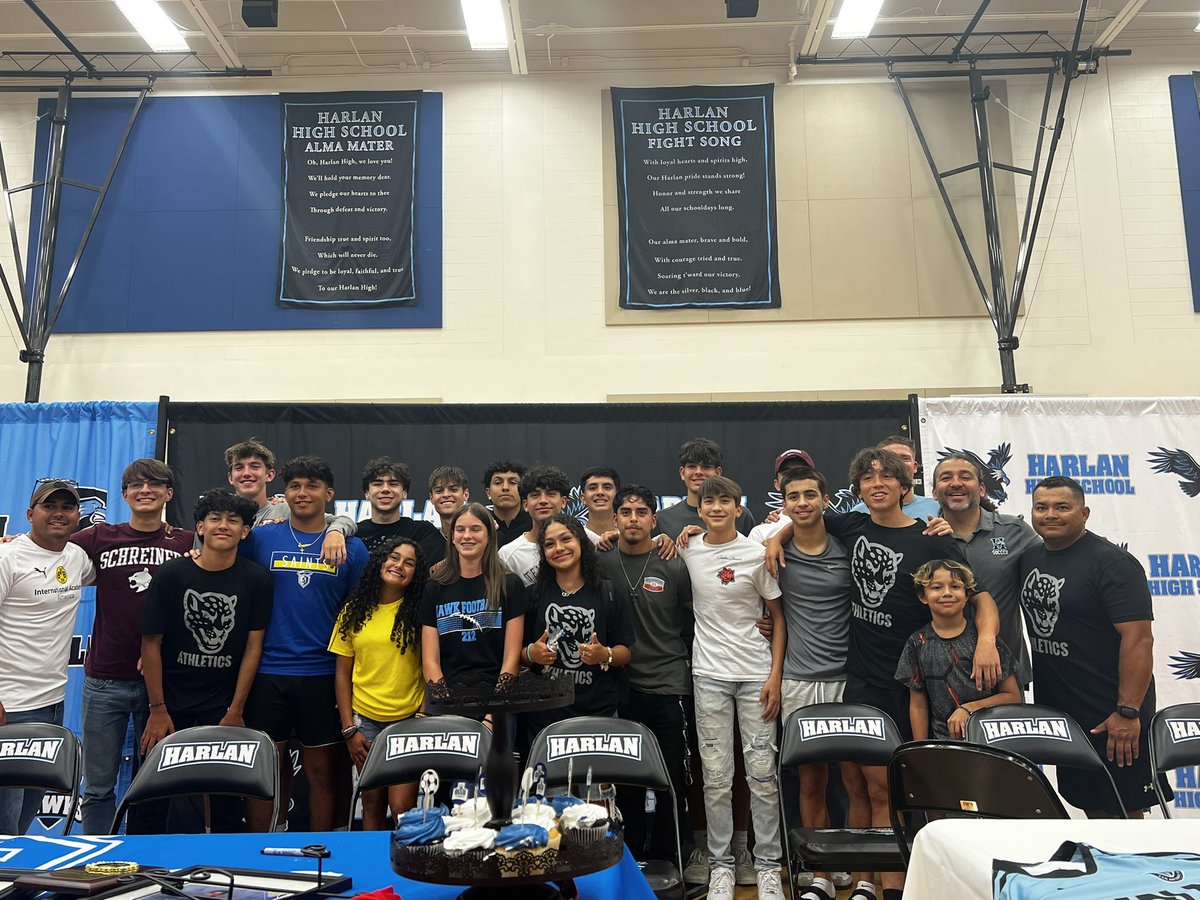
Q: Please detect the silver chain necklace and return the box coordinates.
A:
[617,547,653,602]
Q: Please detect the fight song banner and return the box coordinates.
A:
[279,91,422,309]
[611,84,780,310]
[919,396,1200,817]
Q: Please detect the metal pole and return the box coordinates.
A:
[968,70,1016,390]
[951,0,994,60]
[47,86,149,335]
[23,82,71,402]
[894,74,997,329]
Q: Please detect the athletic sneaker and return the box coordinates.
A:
[708,865,735,900]
[833,871,853,889]
[683,847,711,884]
[734,847,756,885]
[797,878,835,900]
[756,868,785,900]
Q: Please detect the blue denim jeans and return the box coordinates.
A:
[80,677,147,835]
[693,675,782,870]
[0,702,64,835]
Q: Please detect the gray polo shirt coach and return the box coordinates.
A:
[948,507,1040,686]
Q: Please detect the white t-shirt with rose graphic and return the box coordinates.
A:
[678,533,781,682]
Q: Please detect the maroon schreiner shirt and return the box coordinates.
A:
[72,523,195,681]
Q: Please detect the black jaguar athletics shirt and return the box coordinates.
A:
[1018,531,1154,728]
[825,512,984,689]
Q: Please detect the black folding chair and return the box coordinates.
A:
[887,741,1069,864]
[966,703,1128,818]
[110,726,278,834]
[529,716,683,900]
[776,703,906,891]
[350,715,491,829]
[0,723,81,835]
[1149,702,1200,818]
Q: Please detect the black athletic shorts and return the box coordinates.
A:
[244,673,341,747]
[1056,728,1172,815]
[842,673,913,742]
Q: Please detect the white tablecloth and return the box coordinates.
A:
[903,819,1200,900]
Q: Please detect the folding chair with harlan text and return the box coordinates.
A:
[966,703,1128,818]
[529,716,684,900]
[110,725,278,834]
[777,703,906,894]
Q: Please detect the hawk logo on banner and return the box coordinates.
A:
[1021,569,1064,638]
[546,734,642,761]
[851,536,902,609]
[564,487,590,526]
[979,718,1071,742]
[937,444,1013,505]
[1151,870,1185,883]
[0,737,63,762]
[798,717,886,741]
[157,741,259,770]
[77,486,108,530]
[1169,651,1200,680]
[827,487,857,515]
[1148,447,1200,498]
[385,732,481,760]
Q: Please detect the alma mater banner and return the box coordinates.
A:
[279,91,422,309]
[611,84,780,310]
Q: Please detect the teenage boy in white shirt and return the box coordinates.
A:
[678,476,787,900]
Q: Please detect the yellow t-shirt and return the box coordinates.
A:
[328,600,423,722]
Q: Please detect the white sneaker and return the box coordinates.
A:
[734,847,756,885]
[708,865,736,900]
[833,871,853,889]
[756,868,785,900]
[683,847,711,884]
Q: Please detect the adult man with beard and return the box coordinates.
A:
[931,453,1038,687]
[1019,476,1161,818]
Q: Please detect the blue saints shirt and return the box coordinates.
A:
[243,522,368,676]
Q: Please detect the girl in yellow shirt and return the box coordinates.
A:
[329,537,426,828]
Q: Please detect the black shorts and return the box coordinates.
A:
[244,673,341,747]
[842,674,913,742]
[1055,728,1171,815]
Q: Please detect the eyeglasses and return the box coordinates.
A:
[35,477,79,486]
[124,480,171,491]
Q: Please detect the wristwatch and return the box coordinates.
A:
[341,724,359,739]
[1116,704,1140,719]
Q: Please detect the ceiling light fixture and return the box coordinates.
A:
[460,0,509,50]
[114,0,189,52]
[831,0,886,40]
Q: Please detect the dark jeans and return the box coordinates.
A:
[617,689,691,863]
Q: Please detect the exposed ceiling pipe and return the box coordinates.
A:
[179,0,242,68]
[1093,0,1151,47]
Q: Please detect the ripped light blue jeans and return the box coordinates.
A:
[692,675,781,870]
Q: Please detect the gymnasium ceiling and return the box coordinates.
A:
[0,0,1197,81]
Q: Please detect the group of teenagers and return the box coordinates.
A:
[0,432,1162,900]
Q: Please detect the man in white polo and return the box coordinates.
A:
[0,479,96,834]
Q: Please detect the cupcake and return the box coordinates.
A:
[548,794,585,816]
[495,823,561,878]
[391,806,449,879]
[453,796,493,826]
[510,802,558,832]
[443,825,500,880]
[558,802,612,848]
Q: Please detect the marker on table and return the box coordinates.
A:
[260,845,331,859]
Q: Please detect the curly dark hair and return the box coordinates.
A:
[338,537,426,652]
[535,513,601,593]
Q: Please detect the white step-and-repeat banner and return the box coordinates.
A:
[919,396,1200,818]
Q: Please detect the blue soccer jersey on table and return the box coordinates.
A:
[993,842,1200,899]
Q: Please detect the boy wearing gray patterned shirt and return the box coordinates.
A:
[895,559,1021,740]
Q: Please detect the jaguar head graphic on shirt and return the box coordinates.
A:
[1021,568,1064,638]
[545,602,596,669]
[183,589,238,654]
[851,536,903,609]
